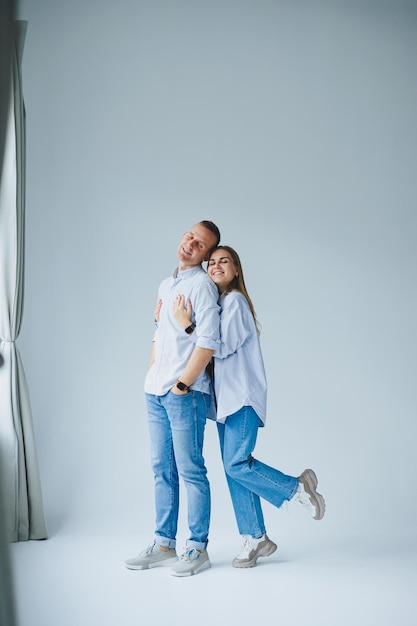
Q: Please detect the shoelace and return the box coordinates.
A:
[296,485,316,516]
[146,541,157,554]
[237,536,255,559]
[297,488,312,508]
[242,538,251,551]
[180,548,199,561]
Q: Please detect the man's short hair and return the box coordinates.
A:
[199,220,221,250]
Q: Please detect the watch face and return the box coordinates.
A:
[176,381,188,391]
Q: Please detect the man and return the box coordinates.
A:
[126,220,221,577]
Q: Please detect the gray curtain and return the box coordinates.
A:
[0,20,47,542]
[0,4,19,624]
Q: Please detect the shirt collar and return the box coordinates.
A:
[173,265,204,279]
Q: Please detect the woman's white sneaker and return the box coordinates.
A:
[232,534,277,568]
[292,469,326,520]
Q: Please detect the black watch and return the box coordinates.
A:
[184,323,196,335]
[176,380,190,392]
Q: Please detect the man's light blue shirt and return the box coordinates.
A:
[144,265,220,397]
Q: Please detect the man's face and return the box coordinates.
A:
[177,223,217,269]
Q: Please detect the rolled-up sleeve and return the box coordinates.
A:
[193,279,220,351]
[214,295,250,359]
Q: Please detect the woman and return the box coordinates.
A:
[172,245,326,568]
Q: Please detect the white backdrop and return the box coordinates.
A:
[16,0,417,551]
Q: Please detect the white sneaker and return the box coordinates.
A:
[170,548,211,577]
[232,534,277,568]
[125,540,178,570]
[292,469,326,520]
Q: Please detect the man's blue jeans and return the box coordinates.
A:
[217,406,298,538]
[146,390,212,551]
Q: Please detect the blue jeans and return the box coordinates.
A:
[217,406,298,538]
[146,390,212,550]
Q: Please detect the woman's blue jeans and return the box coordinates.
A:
[146,390,212,551]
[217,406,298,538]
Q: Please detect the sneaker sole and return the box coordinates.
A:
[125,555,178,570]
[300,469,326,520]
[232,540,277,568]
[170,559,211,577]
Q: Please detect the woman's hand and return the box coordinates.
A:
[154,299,162,324]
[173,295,193,330]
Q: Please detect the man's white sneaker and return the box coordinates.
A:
[170,548,211,577]
[125,540,178,570]
[232,534,277,568]
[292,468,326,520]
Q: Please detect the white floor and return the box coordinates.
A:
[9,524,417,626]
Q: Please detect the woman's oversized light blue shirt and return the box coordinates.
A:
[214,291,267,425]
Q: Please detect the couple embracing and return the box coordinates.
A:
[126,220,325,577]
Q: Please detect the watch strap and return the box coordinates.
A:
[176,380,190,392]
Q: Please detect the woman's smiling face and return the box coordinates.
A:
[207,248,238,293]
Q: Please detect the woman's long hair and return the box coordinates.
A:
[208,245,261,335]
